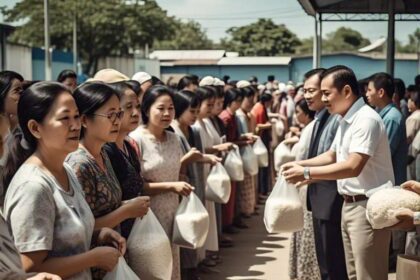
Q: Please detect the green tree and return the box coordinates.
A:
[397,28,420,53]
[296,37,313,55]
[2,0,175,74]
[323,27,371,52]
[221,19,301,56]
[154,20,213,50]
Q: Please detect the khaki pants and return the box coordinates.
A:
[341,200,391,280]
[396,255,420,280]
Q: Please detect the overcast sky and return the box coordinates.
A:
[2,0,419,45]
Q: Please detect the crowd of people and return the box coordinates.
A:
[0,64,418,280]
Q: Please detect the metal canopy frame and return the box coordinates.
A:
[298,0,420,76]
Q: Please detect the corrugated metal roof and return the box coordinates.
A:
[149,50,226,61]
[217,56,291,66]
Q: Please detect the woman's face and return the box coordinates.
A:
[229,98,243,112]
[147,94,175,129]
[4,78,23,115]
[295,105,311,126]
[62,77,77,91]
[199,98,215,119]
[212,97,224,116]
[35,92,81,154]
[83,95,122,143]
[178,106,199,126]
[120,89,140,133]
[241,95,255,112]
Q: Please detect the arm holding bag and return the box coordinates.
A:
[264,176,304,233]
[253,137,269,167]
[127,209,173,280]
[224,145,244,181]
[206,163,231,204]
[241,145,258,176]
[103,257,140,280]
[173,192,210,249]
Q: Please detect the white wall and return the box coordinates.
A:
[6,43,32,80]
[97,56,135,77]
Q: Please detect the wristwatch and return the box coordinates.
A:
[414,212,420,226]
[303,167,311,180]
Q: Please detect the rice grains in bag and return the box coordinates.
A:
[224,145,244,181]
[206,163,231,204]
[241,145,258,176]
[103,257,140,280]
[264,176,304,233]
[173,192,210,249]
[127,209,172,280]
[253,137,269,167]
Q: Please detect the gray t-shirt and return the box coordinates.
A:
[3,163,95,280]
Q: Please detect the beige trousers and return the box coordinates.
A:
[396,255,420,280]
[341,200,391,280]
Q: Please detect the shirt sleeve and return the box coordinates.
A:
[6,182,55,253]
[348,118,381,156]
[329,130,338,152]
[383,118,402,156]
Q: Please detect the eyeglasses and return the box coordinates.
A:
[92,111,124,122]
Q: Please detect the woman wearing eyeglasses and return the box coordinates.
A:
[66,82,144,280]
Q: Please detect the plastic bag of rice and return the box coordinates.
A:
[127,209,172,280]
[274,141,295,171]
[366,186,420,229]
[224,145,244,181]
[173,192,210,249]
[253,137,269,167]
[264,176,304,233]
[240,145,258,176]
[206,163,231,204]
[103,257,140,280]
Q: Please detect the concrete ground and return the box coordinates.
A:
[200,205,397,280]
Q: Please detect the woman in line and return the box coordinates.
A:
[172,90,221,279]
[104,81,150,240]
[235,86,258,218]
[2,82,125,280]
[66,82,147,279]
[288,98,319,280]
[129,85,195,280]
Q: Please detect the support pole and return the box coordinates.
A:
[313,13,322,68]
[73,12,77,72]
[386,0,395,76]
[44,0,52,80]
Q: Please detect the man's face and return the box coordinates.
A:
[321,75,350,116]
[365,81,381,107]
[303,75,324,112]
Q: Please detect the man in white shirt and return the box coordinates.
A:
[282,65,394,280]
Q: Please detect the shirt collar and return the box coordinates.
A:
[378,103,396,118]
[342,97,365,124]
[315,108,328,120]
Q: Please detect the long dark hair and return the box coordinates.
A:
[223,88,244,109]
[0,71,24,113]
[2,82,71,189]
[141,85,174,124]
[72,82,119,138]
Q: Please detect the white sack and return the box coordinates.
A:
[206,163,231,204]
[264,176,304,233]
[127,210,172,280]
[224,145,244,181]
[173,192,210,249]
[253,137,269,167]
[241,145,258,176]
[103,257,140,280]
[274,141,295,171]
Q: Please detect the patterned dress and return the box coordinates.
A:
[130,127,183,280]
[66,147,122,280]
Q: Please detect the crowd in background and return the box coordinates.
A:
[0,65,418,280]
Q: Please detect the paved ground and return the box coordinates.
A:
[200,204,397,280]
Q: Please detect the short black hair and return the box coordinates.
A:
[141,85,174,124]
[409,86,420,108]
[320,65,360,96]
[196,86,216,102]
[267,75,275,82]
[108,81,140,98]
[223,88,244,109]
[415,74,420,87]
[296,98,315,119]
[174,90,200,118]
[259,91,273,103]
[249,76,258,83]
[125,80,142,96]
[394,78,406,100]
[242,86,256,98]
[57,69,77,83]
[177,75,199,91]
[151,76,164,86]
[407,84,418,93]
[369,72,394,99]
[303,68,326,82]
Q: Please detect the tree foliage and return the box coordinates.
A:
[2,0,175,74]
[220,19,301,56]
[323,27,370,52]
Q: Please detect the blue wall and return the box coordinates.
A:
[32,47,74,81]
[162,54,418,85]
